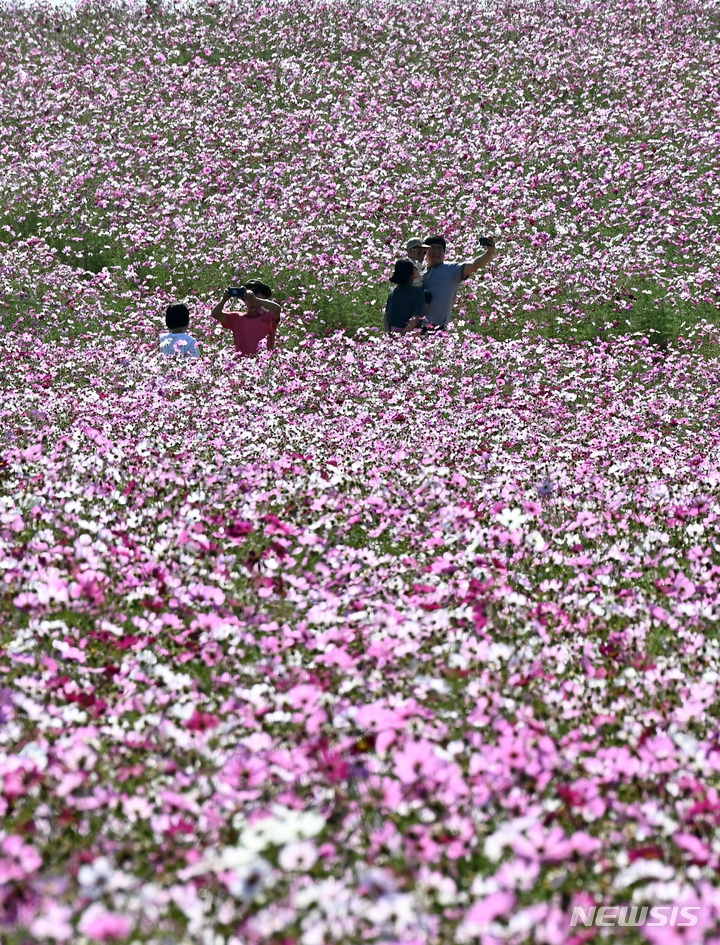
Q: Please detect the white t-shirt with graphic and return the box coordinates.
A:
[160,332,199,357]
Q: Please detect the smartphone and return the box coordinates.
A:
[478,237,492,247]
[228,286,246,299]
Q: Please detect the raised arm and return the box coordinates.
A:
[211,291,231,326]
[461,236,497,278]
[258,296,282,321]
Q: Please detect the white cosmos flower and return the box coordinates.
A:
[226,858,274,901]
[219,846,257,870]
[268,806,326,841]
[497,507,527,528]
[77,856,113,898]
[614,859,675,888]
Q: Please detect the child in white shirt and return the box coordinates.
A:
[160,303,200,357]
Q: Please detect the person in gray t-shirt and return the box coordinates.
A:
[422,234,496,328]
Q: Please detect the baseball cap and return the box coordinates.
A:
[406,237,425,251]
[245,280,273,298]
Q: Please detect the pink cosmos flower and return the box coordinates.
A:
[187,710,220,732]
[461,891,516,934]
[510,823,574,863]
[393,739,445,784]
[278,840,318,871]
[0,834,42,881]
[30,902,74,941]
[0,687,14,725]
[78,905,132,941]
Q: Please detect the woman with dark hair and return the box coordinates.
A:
[384,258,430,335]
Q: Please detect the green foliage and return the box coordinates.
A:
[0,206,125,272]
[1,0,718,354]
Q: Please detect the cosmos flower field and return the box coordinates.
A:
[2,0,720,942]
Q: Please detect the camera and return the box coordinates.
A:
[228,286,247,299]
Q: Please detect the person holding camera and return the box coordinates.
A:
[211,280,281,355]
[422,234,496,329]
[385,258,431,335]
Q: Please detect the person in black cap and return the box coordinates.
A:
[384,259,430,335]
[211,280,282,355]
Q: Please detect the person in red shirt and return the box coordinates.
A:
[211,280,281,355]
